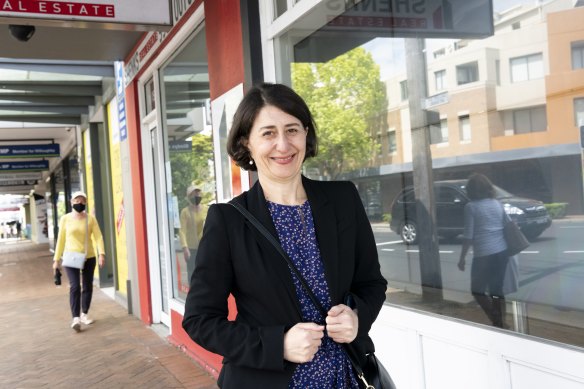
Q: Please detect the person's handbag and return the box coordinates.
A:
[230,201,396,389]
[501,206,529,256]
[61,214,88,269]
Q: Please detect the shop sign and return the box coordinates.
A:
[0,0,171,28]
[0,144,60,159]
[0,179,37,186]
[169,140,192,152]
[0,160,49,172]
[0,172,42,181]
[323,0,493,38]
[124,0,195,85]
[114,62,128,141]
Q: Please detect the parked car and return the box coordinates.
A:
[365,201,383,221]
[389,180,552,245]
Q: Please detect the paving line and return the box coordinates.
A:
[381,248,395,252]
[405,249,419,253]
[564,251,584,254]
[521,251,539,254]
[376,241,403,246]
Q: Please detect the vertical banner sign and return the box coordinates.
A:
[114,62,128,142]
[107,97,128,295]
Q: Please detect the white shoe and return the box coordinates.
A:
[71,317,81,332]
[80,313,94,325]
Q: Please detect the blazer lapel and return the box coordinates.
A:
[242,182,303,318]
[302,176,341,305]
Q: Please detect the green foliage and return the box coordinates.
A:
[292,47,387,179]
[382,213,392,223]
[544,203,568,219]
[169,134,214,211]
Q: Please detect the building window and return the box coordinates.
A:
[435,70,446,91]
[430,119,449,144]
[512,106,547,133]
[274,0,287,18]
[512,21,521,30]
[459,115,471,141]
[388,130,397,153]
[575,98,584,127]
[456,62,479,85]
[572,41,584,70]
[400,80,408,101]
[510,53,543,82]
[433,48,445,59]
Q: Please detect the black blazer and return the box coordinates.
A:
[182,176,387,389]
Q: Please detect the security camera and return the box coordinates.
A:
[8,25,35,42]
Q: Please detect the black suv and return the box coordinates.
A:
[389,180,552,244]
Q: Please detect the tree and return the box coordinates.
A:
[292,47,387,179]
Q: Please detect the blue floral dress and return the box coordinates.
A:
[267,200,359,389]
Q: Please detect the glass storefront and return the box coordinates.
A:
[159,25,217,302]
[268,0,584,348]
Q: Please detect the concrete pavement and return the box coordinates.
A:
[0,239,218,389]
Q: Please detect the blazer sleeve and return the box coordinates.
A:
[182,204,286,371]
[347,183,388,338]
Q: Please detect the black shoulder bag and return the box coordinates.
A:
[230,201,396,389]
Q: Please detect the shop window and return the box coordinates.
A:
[144,77,156,115]
[512,106,547,133]
[159,27,216,302]
[456,61,479,85]
[459,115,471,141]
[435,70,446,91]
[572,41,584,70]
[575,97,584,127]
[510,53,543,82]
[268,0,584,349]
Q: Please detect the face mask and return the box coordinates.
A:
[190,196,202,205]
[73,203,86,213]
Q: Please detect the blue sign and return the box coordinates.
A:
[115,61,128,142]
[0,161,49,172]
[0,144,60,159]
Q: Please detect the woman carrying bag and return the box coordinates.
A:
[182,83,389,388]
[53,191,105,332]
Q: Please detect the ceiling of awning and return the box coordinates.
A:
[0,20,148,196]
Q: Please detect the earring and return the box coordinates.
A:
[249,159,254,165]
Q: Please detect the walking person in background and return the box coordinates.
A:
[182,83,387,388]
[179,185,208,282]
[457,173,510,328]
[53,191,105,332]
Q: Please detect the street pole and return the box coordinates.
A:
[404,37,443,302]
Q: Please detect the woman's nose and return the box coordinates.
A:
[274,132,291,151]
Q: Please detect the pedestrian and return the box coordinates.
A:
[178,185,208,282]
[182,83,388,388]
[457,173,511,328]
[52,191,106,332]
[16,221,21,239]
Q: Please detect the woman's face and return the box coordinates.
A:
[71,196,86,206]
[245,105,307,184]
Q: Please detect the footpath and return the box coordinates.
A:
[0,240,218,389]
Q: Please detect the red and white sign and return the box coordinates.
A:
[0,0,171,26]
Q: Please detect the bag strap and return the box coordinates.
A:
[229,201,371,387]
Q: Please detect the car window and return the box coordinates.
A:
[437,187,463,203]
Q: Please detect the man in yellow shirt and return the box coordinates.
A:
[53,191,106,332]
[179,186,208,282]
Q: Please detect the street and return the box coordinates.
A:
[373,217,584,311]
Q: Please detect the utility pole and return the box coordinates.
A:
[404,37,443,302]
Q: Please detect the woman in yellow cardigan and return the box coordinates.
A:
[53,191,105,332]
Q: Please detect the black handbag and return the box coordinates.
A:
[501,205,529,256]
[230,202,396,389]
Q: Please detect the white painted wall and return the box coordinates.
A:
[372,305,584,389]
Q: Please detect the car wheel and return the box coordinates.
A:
[400,221,418,245]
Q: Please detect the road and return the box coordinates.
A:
[372,217,584,311]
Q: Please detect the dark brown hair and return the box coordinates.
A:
[226,83,318,171]
[466,173,496,201]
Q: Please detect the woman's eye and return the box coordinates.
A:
[261,131,274,137]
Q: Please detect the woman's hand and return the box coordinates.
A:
[326,304,358,344]
[457,258,466,271]
[52,260,61,271]
[98,254,106,268]
[283,322,325,363]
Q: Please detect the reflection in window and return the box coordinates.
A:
[144,77,155,115]
[575,97,584,127]
[512,106,547,133]
[510,53,543,82]
[435,70,446,91]
[456,61,479,85]
[459,115,471,141]
[160,26,216,302]
[400,80,408,101]
[388,130,397,153]
[572,41,584,70]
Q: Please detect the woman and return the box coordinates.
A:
[457,173,509,328]
[53,191,105,332]
[182,83,387,388]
